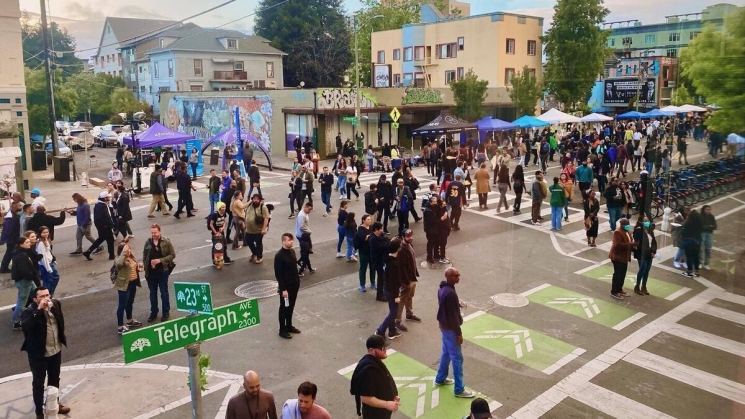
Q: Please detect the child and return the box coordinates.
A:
[297,231,315,276]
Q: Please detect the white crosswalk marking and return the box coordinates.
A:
[571,382,676,419]
[547,297,601,318]
[473,330,534,359]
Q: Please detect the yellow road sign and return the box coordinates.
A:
[390,107,401,122]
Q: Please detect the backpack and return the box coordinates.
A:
[110,263,118,284]
[540,142,549,154]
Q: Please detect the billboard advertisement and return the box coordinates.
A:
[372,64,392,88]
[603,78,657,105]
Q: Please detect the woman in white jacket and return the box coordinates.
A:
[36,226,60,296]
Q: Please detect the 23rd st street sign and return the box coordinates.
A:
[121,299,260,364]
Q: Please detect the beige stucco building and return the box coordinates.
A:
[0,0,32,191]
[370,4,543,89]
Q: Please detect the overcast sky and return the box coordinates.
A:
[17,0,744,58]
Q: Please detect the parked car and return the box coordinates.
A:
[65,129,94,151]
[72,121,93,130]
[44,139,72,164]
[96,130,119,147]
[55,121,70,133]
[91,126,104,138]
[103,124,124,134]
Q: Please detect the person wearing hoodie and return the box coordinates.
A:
[632,217,657,296]
[375,174,395,234]
[26,205,65,241]
[11,236,40,330]
[575,160,594,202]
[83,192,116,261]
[281,381,330,419]
[375,238,403,341]
[435,267,474,398]
[700,205,717,270]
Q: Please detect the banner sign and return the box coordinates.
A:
[603,78,656,105]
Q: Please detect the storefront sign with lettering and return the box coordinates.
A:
[316,88,377,109]
[402,87,443,105]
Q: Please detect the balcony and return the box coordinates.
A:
[213,71,248,81]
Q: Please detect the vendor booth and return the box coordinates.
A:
[205,128,274,172]
[122,123,196,192]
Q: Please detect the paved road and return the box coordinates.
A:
[1,140,744,419]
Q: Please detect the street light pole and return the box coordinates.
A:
[355,16,360,129]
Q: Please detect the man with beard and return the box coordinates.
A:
[245,194,270,264]
[226,370,278,419]
[281,381,331,419]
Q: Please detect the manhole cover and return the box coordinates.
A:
[491,293,529,308]
[235,280,279,300]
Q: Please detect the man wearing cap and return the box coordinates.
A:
[83,192,116,260]
[29,188,45,213]
[350,335,399,419]
[463,398,492,419]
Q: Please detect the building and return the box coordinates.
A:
[0,0,32,190]
[92,17,178,78]
[370,3,543,89]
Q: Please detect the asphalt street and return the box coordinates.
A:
[1,141,744,419]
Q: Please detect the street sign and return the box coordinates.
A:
[174,282,213,315]
[389,107,401,122]
[121,299,260,364]
[342,116,357,122]
[351,120,358,126]
[392,122,400,129]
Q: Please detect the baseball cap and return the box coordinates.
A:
[98,191,110,199]
[366,334,390,350]
[470,398,493,419]
[30,188,41,195]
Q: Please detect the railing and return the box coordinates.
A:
[213,71,248,80]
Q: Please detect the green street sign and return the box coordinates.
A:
[351,120,358,126]
[174,282,213,314]
[392,122,400,129]
[121,299,260,364]
[342,116,356,122]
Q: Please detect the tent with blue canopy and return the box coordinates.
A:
[203,127,274,171]
[512,115,549,128]
[616,111,646,120]
[642,109,674,118]
[474,116,519,132]
[122,122,195,147]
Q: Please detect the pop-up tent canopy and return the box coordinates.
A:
[616,111,646,120]
[677,104,707,112]
[474,116,519,132]
[204,127,274,171]
[580,113,614,123]
[512,115,549,128]
[643,109,674,118]
[660,105,681,113]
[412,113,477,135]
[537,108,582,124]
[122,122,195,147]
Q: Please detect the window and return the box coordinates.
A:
[669,32,680,42]
[505,68,515,85]
[517,16,526,24]
[457,37,464,51]
[154,62,160,78]
[528,68,536,78]
[457,67,464,80]
[689,31,700,40]
[644,34,656,44]
[190,85,203,92]
[609,38,615,47]
[403,47,413,61]
[403,73,413,81]
[168,60,173,77]
[15,98,21,104]
[377,50,385,64]
[234,61,244,71]
[194,59,202,76]
[227,39,237,49]
[140,86,146,92]
[131,87,137,94]
[393,74,401,85]
[663,66,670,78]
[0,99,10,104]
[159,38,165,48]
[393,49,401,60]
[158,87,170,92]
[527,40,537,56]
[16,112,22,117]
[437,43,457,59]
[666,48,678,57]
[506,39,515,54]
[445,70,456,84]
[414,46,425,61]
[266,62,275,78]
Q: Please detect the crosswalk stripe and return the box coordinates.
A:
[698,304,745,325]
[629,348,745,404]
[571,382,676,419]
[666,324,745,357]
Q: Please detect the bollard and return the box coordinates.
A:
[661,206,672,232]
[80,171,88,187]
[44,386,59,419]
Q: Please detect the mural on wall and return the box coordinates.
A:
[316,88,377,109]
[401,87,444,105]
[165,95,274,153]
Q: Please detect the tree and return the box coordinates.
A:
[25,67,78,135]
[21,12,83,77]
[450,69,488,122]
[65,73,126,117]
[254,0,353,88]
[110,88,151,118]
[542,0,611,110]
[353,0,451,87]
[681,8,745,133]
[508,66,543,117]
[670,83,694,106]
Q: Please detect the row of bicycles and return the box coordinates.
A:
[626,156,745,219]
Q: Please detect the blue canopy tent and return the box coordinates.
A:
[512,115,549,128]
[473,117,518,144]
[616,111,646,120]
[203,128,274,171]
[642,109,674,119]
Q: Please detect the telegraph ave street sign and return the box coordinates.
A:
[121,299,260,364]
[174,282,213,314]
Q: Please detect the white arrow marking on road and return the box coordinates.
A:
[430,388,439,409]
[474,330,533,359]
[548,297,601,318]
[406,383,427,417]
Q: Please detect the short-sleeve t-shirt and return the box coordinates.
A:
[212,211,227,233]
[446,181,464,208]
[302,404,331,419]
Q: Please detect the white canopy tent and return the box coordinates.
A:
[660,105,681,113]
[537,108,582,124]
[580,113,614,123]
[677,104,708,112]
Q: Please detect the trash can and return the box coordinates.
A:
[53,156,70,181]
[31,150,47,171]
[210,148,220,165]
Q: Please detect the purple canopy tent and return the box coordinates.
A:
[122,122,195,147]
[203,128,274,171]
[473,116,519,144]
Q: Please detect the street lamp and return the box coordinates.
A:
[353,14,384,136]
[121,111,147,192]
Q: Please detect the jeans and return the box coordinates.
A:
[278,282,299,333]
[377,204,392,232]
[608,206,623,231]
[13,279,35,323]
[358,253,376,287]
[683,238,701,273]
[397,210,410,237]
[337,225,345,253]
[377,290,399,336]
[498,183,509,210]
[337,176,347,197]
[346,236,354,258]
[674,247,686,263]
[146,271,170,316]
[701,232,713,264]
[347,182,359,199]
[611,261,628,294]
[117,280,138,326]
[245,233,264,258]
[190,162,198,178]
[550,206,563,230]
[28,352,61,415]
[321,191,332,213]
[209,193,220,214]
[435,328,465,394]
[636,258,653,287]
[40,262,60,296]
[368,158,374,173]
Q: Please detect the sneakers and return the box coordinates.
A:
[681,271,694,278]
[336,252,344,258]
[704,265,711,270]
[359,286,366,292]
[348,256,358,262]
[532,220,541,226]
[455,390,476,398]
[118,326,129,335]
[92,247,104,255]
[288,213,296,219]
[147,314,157,322]
[69,250,82,256]
[388,330,402,340]
[438,258,450,264]
[673,261,682,269]
[323,212,329,217]
[254,258,263,264]
[370,284,377,290]
[610,292,624,300]
[249,255,256,262]
[395,322,409,332]
[12,322,21,331]
[309,268,317,273]
[406,314,422,323]
[434,378,455,386]
[375,329,387,340]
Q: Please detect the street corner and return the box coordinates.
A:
[577,264,694,301]
[0,363,242,419]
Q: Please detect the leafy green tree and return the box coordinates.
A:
[450,69,488,122]
[681,8,745,133]
[670,83,694,106]
[110,88,151,117]
[65,73,125,117]
[508,66,543,117]
[255,0,353,88]
[25,67,78,135]
[21,12,82,77]
[542,0,610,110]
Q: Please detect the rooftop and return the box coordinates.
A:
[146,29,286,56]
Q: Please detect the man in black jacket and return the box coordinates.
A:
[369,222,390,302]
[375,175,394,235]
[350,335,399,419]
[21,286,72,418]
[83,192,115,260]
[116,185,133,240]
[0,201,22,273]
[335,132,343,156]
[26,206,65,241]
[293,136,302,162]
[275,233,301,339]
[174,163,196,219]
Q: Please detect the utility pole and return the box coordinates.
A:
[39,0,59,157]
